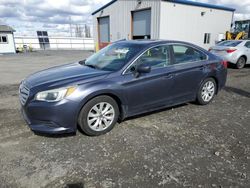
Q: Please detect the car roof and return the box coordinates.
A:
[216,40,250,46]
[113,39,206,52]
[115,39,195,46]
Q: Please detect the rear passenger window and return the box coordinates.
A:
[172,45,206,64]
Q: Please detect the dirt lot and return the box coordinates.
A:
[0,50,249,188]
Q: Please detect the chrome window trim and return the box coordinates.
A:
[122,43,209,75]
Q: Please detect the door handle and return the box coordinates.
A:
[199,66,206,70]
[164,74,174,79]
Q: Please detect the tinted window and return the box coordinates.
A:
[131,45,171,71]
[218,41,242,47]
[172,45,206,64]
[244,41,250,48]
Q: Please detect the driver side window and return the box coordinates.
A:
[128,45,171,73]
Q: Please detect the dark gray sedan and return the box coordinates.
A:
[19,40,227,136]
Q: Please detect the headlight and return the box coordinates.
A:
[35,86,77,102]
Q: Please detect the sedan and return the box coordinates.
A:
[209,40,250,69]
[19,40,227,136]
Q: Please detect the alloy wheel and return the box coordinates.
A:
[87,102,115,131]
[201,81,215,102]
[237,57,246,69]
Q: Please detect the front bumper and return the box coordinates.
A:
[20,99,79,134]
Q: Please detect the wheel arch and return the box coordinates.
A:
[209,76,219,94]
[196,76,218,105]
[240,55,247,62]
[198,76,219,95]
[77,91,125,123]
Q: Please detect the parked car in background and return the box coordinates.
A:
[209,40,250,69]
[19,40,227,136]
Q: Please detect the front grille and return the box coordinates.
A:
[19,83,30,106]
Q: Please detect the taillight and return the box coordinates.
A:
[221,60,228,68]
[226,49,237,53]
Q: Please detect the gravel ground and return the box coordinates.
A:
[0,51,249,188]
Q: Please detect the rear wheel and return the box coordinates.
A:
[236,56,246,69]
[78,96,119,136]
[197,78,216,105]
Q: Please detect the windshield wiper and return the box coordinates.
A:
[85,64,98,69]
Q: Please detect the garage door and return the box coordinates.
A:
[98,16,110,49]
[132,9,151,39]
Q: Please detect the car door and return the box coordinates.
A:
[168,44,209,103]
[244,41,250,63]
[120,45,175,115]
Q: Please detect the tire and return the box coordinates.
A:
[236,56,246,69]
[197,78,217,105]
[78,95,119,136]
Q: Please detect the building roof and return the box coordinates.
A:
[91,0,235,15]
[0,25,15,32]
[92,0,117,15]
[166,0,235,12]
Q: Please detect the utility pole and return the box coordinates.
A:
[69,16,72,37]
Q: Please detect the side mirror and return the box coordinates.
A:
[79,59,86,65]
[133,64,151,78]
[137,65,151,73]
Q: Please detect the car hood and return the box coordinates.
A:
[25,62,111,88]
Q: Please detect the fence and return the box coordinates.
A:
[14,36,94,51]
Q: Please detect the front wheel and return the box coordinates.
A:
[78,96,119,136]
[197,78,217,105]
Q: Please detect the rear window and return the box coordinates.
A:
[218,41,242,47]
[172,45,207,64]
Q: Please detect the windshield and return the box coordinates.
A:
[85,43,141,71]
[217,41,242,47]
[235,21,250,33]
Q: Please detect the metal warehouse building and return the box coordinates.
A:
[92,0,235,50]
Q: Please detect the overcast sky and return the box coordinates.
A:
[0,0,249,36]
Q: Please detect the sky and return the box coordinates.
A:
[0,0,249,37]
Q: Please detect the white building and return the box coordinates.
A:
[92,0,235,50]
[0,25,16,54]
